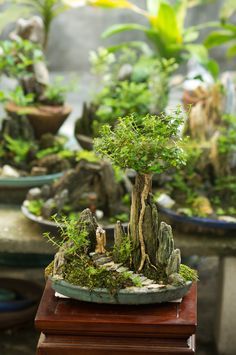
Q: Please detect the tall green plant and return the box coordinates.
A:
[64,0,218,78]
[204,0,236,58]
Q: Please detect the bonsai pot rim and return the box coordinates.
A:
[157,203,236,230]
[51,277,192,305]
[21,203,129,232]
[0,172,63,187]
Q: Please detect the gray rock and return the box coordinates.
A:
[166,249,181,277]
[1,165,20,178]
[118,63,133,81]
[41,198,57,219]
[168,273,185,286]
[54,189,69,212]
[156,222,174,266]
[26,187,42,201]
[41,184,52,199]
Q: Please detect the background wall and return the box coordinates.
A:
[46,0,235,73]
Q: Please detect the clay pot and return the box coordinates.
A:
[5,102,72,138]
[76,133,93,151]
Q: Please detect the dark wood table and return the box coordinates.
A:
[35,280,197,355]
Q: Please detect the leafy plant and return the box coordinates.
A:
[204,0,236,58]
[27,199,44,216]
[44,215,89,255]
[4,134,35,163]
[6,86,35,106]
[65,0,218,78]
[89,49,176,135]
[0,39,43,79]
[75,150,99,163]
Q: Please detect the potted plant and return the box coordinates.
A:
[156,79,236,233]
[22,150,131,235]
[0,37,71,137]
[75,47,176,149]
[65,0,218,78]
[46,110,198,304]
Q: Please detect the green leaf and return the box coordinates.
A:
[174,0,188,33]
[107,41,152,55]
[184,43,208,63]
[146,0,164,16]
[153,2,182,44]
[102,23,148,39]
[220,0,236,21]
[203,59,219,80]
[226,44,236,58]
[204,31,235,48]
[183,30,199,43]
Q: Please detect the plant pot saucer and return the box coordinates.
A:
[5,102,72,138]
[0,172,63,188]
[21,203,129,239]
[157,204,236,231]
[51,277,192,305]
[0,173,63,188]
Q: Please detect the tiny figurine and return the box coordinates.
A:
[95,226,106,254]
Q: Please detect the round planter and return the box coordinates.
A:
[157,204,236,234]
[5,102,72,138]
[0,278,42,329]
[51,278,192,305]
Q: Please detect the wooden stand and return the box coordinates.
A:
[35,281,197,355]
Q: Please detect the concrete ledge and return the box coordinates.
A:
[0,205,55,254]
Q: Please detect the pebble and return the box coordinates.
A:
[1,165,20,178]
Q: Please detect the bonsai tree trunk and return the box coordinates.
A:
[129,173,159,272]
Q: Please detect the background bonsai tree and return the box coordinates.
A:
[76,47,177,140]
[94,110,186,273]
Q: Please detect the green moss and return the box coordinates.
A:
[27,199,44,216]
[180,264,198,282]
[45,261,54,278]
[143,264,168,284]
[76,150,99,163]
[113,235,132,265]
[63,256,135,295]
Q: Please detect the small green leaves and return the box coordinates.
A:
[94,110,186,174]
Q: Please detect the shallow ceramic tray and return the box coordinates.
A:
[21,204,128,237]
[0,172,63,188]
[51,278,192,305]
[158,204,236,230]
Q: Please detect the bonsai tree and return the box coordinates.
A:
[76,47,177,143]
[94,110,186,273]
[156,79,236,222]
